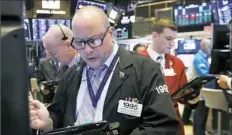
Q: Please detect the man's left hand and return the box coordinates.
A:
[217,75,230,89]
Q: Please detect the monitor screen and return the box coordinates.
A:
[174,3,212,26]
[114,25,129,40]
[212,24,230,49]
[76,0,106,11]
[24,19,31,40]
[209,49,230,74]
[216,0,232,25]
[177,39,201,54]
[32,19,71,40]
[211,1,220,24]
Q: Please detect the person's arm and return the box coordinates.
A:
[46,74,68,129]
[46,66,77,129]
[130,59,179,135]
[193,58,209,76]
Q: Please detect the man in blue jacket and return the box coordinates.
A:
[192,38,212,135]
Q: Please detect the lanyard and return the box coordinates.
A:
[86,53,119,108]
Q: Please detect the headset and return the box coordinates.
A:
[57,25,68,40]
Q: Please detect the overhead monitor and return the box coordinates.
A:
[216,0,232,25]
[76,0,106,11]
[174,2,212,26]
[32,19,71,40]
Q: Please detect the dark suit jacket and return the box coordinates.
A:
[35,59,68,83]
[47,47,179,135]
[34,59,68,103]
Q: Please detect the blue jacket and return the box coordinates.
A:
[194,50,216,90]
[193,50,210,76]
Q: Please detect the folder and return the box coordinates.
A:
[171,76,215,100]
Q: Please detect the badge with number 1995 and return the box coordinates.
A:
[117,99,143,117]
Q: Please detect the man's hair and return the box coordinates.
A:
[133,43,144,52]
[152,18,178,34]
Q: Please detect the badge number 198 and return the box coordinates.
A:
[117,100,143,117]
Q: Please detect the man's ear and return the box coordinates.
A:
[65,40,72,51]
[108,27,115,38]
[152,32,159,39]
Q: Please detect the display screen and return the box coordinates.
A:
[177,39,201,54]
[76,0,106,11]
[174,3,212,26]
[32,19,71,40]
[216,0,232,25]
[114,26,129,40]
[24,19,31,40]
[211,1,220,24]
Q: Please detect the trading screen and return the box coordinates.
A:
[32,19,71,40]
[174,3,212,26]
[217,0,232,24]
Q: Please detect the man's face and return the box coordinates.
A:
[72,24,114,69]
[153,28,177,54]
[44,41,70,65]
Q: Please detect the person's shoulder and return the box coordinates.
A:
[138,48,150,57]
[61,65,79,81]
[128,50,160,69]
[167,54,183,64]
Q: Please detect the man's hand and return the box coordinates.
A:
[29,92,53,131]
[217,75,230,89]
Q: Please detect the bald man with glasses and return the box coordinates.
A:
[29,6,179,135]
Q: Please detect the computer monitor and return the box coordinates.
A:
[210,24,231,74]
[211,24,230,49]
[209,49,230,74]
[177,39,201,54]
[173,2,212,26]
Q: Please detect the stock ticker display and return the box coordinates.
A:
[174,0,232,26]
[76,0,106,11]
[174,3,212,26]
[32,19,71,40]
[216,0,232,24]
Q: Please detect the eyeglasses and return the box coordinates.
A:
[71,27,110,50]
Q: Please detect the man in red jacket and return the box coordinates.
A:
[139,18,199,135]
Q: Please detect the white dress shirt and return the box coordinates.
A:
[74,43,119,125]
[147,46,165,68]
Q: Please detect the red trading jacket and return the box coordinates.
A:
[139,49,188,95]
[139,48,188,135]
